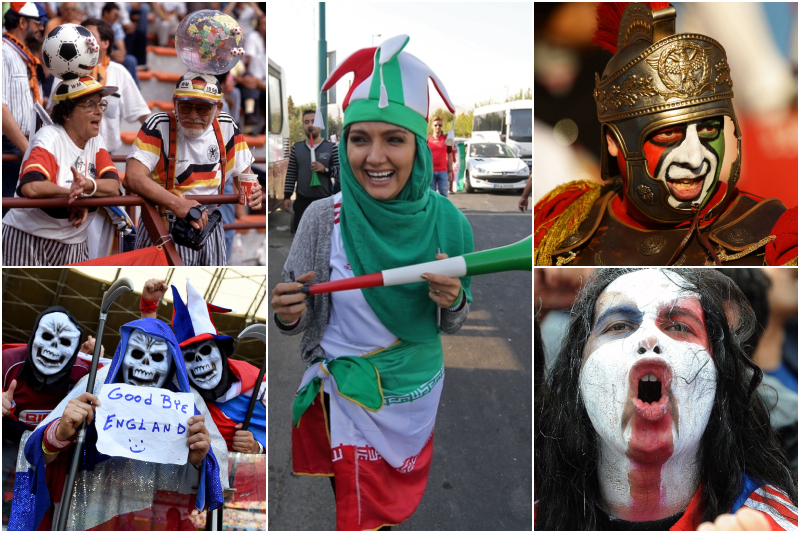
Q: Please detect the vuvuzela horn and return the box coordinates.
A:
[301,235,532,295]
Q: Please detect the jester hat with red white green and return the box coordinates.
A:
[315,34,456,140]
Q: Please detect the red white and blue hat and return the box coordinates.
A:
[9,2,43,20]
[171,281,235,356]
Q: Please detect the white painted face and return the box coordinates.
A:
[182,339,223,390]
[121,331,172,388]
[31,312,81,375]
[580,270,717,463]
[649,121,721,208]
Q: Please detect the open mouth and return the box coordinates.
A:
[192,362,217,381]
[90,120,100,129]
[665,162,708,201]
[127,368,158,387]
[629,359,672,422]
[365,170,394,184]
[37,347,66,367]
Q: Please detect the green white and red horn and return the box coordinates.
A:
[301,235,531,295]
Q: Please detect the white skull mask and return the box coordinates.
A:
[182,339,223,390]
[31,312,81,376]
[121,331,172,388]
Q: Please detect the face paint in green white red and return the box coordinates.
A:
[643,118,725,208]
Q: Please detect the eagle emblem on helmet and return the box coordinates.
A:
[647,41,714,99]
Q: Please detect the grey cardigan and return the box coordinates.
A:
[275,196,470,363]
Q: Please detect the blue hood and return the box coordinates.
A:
[105,318,189,391]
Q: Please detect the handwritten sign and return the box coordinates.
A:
[95,383,195,465]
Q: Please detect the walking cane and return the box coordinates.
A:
[228,324,266,489]
[55,278,134,531]
[206,324,265,531]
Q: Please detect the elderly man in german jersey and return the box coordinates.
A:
[125,71,262,266]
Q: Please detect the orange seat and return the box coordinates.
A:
[243,135,266,147]
[147,45,178,56]
[138,70,154,80]
[120,131,137,146]
[153,71,182,83]
[147,100,175,111]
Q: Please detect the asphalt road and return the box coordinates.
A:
[268,189,532,531]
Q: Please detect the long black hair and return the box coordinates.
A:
[534,268,797,530]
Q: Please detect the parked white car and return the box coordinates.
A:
[464,141,530,192]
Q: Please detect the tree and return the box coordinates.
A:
[505,88,532,102]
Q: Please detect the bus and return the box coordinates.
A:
[268,59,290,214]
[472,100,532,170]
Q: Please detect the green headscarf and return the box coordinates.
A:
[338,132,473,343]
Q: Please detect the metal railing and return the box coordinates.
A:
[3,154,267,164]
[2,194,265,266]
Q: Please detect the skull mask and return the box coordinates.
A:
[182,339,223,390]
[121,331,172,388]
[31,312,81,376]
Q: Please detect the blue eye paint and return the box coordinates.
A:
[593,305,644,332]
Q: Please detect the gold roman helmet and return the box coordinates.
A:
[594,3,739,224]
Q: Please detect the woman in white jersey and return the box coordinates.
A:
[2,76,120,265]
[270,36,474,530]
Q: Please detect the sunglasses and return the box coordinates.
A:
[177,102,215,117]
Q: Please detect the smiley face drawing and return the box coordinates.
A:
[129,439,146,453]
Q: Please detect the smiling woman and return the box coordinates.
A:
[344,122,416,201]
[271,35,475,530]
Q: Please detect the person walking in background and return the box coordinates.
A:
[519,175,532,211]
[283,109,339,233]
[426,116,453,196]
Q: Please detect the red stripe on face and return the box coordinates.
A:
[643,141,667,178]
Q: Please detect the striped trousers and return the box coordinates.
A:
[2,225,89,266]
[134,214,227,266]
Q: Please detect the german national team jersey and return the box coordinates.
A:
[2,125,118,244]
[3,345,92,431]
[128,111,254,197]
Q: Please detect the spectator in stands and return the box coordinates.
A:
[222,2,263,37]
[216,72,243,261]
[237,14,266,134]
[124,72,262,266]
[2,77,121,266]
[152,2,186,47]
[2,3,45,216]
[125,2,151,70]
[283,109,339,233]
[100,2,140,87]
[44,17,150,259]
[48,18,150,155]
[43,2,81,37]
